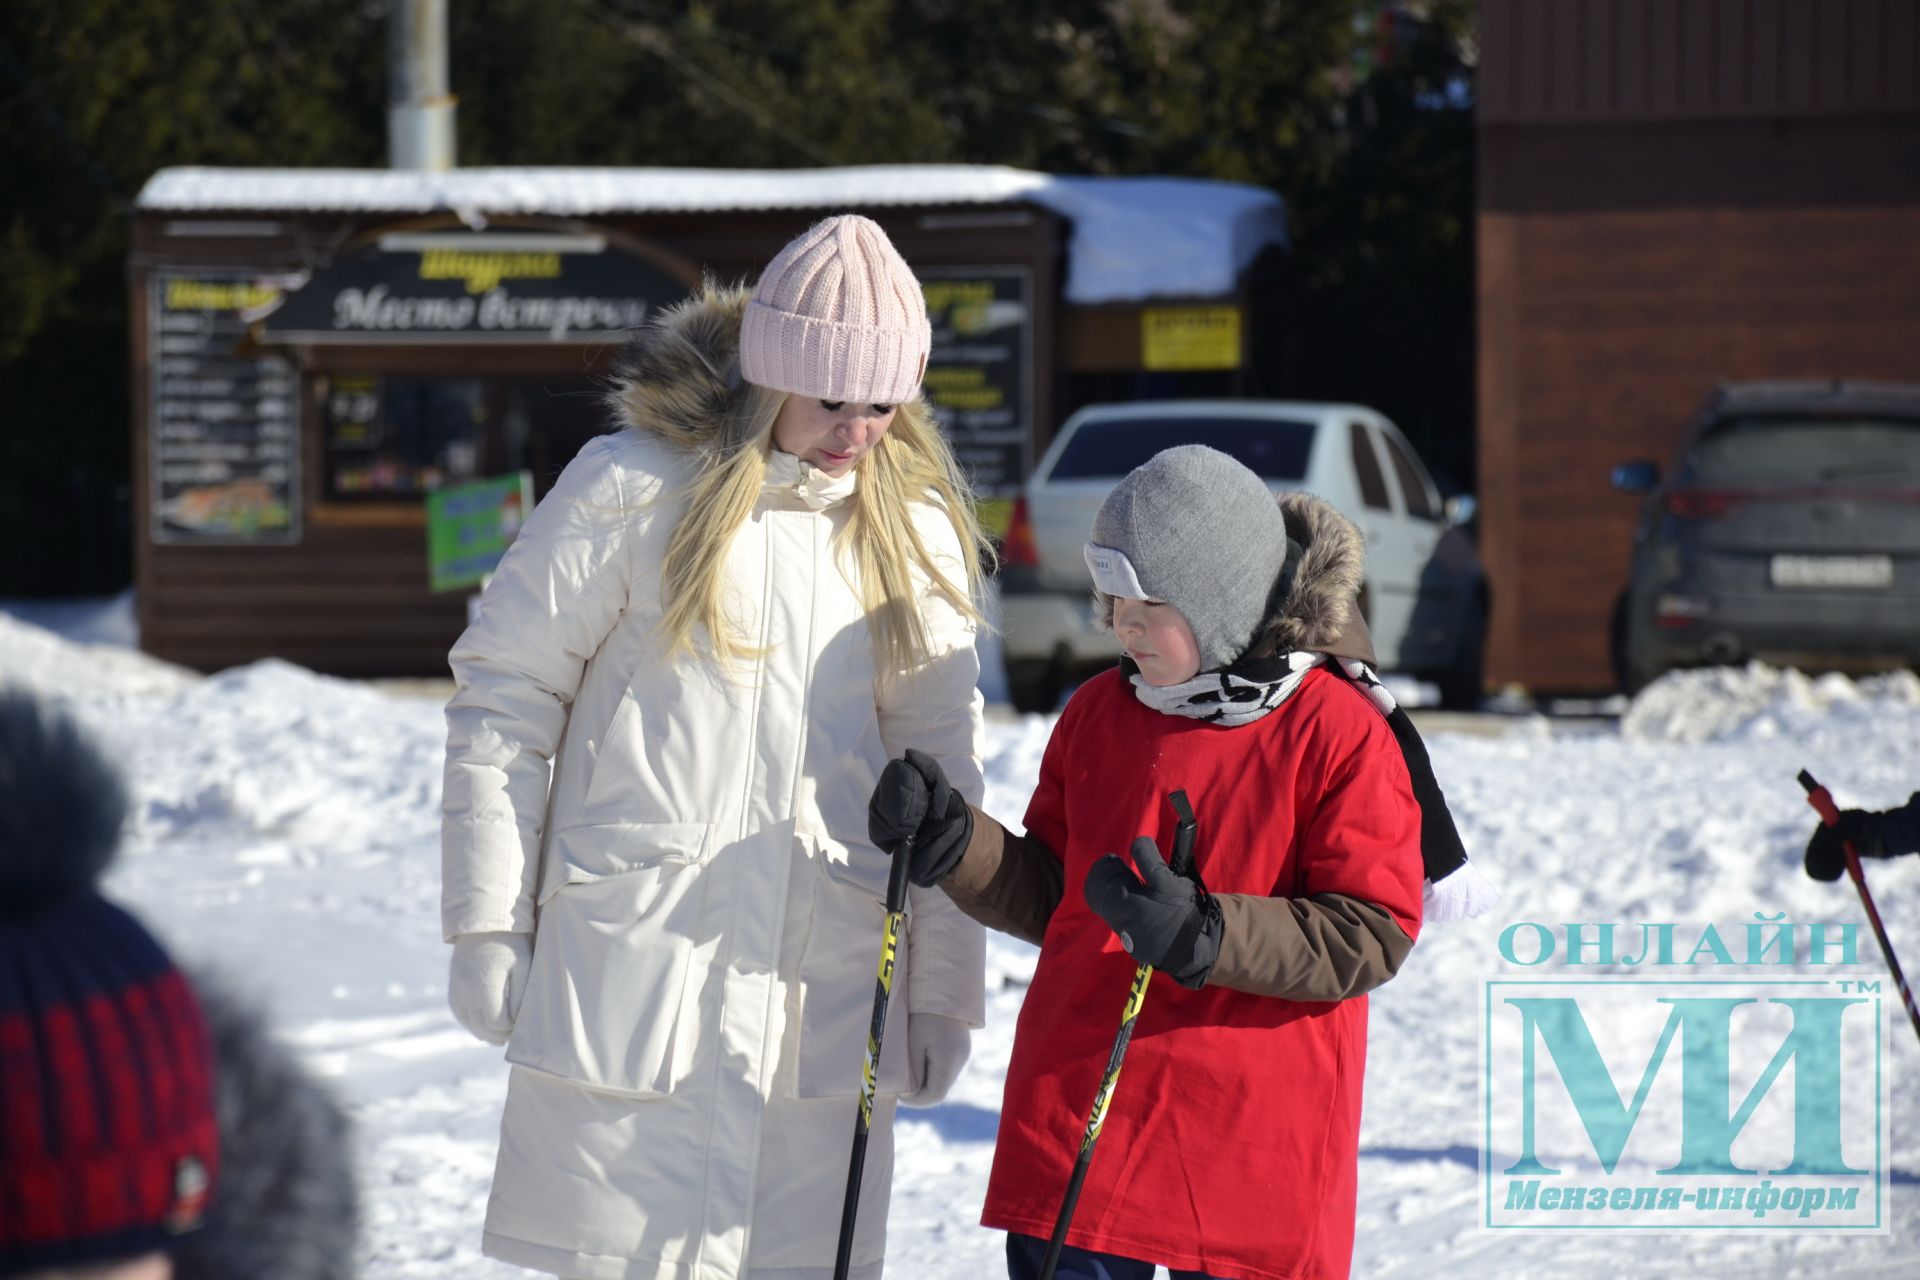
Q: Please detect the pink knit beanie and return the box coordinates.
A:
[740,214,931,405]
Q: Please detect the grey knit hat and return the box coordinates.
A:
[1085,445,1298,673]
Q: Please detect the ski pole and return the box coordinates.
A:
[1798,769,1920,1046]
[832,832,916,1280]
[1037,790,1197,1280]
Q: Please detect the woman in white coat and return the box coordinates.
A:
[440,215,990,1280]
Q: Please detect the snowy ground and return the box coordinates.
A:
[3,603,1916,1279]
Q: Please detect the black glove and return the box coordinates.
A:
[867,748,974,887]
[1805,810,1885,882]
[1084,835,1223,989]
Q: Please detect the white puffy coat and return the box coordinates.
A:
[441,299,986,1280]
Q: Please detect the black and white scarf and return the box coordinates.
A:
[1127,651,1325,726]
[1125,652,1499,922]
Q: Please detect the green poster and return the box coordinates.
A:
[427,472,534,593]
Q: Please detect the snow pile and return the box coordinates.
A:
[1622,660,1920,744]
[0,590,140,648]
[135,660,446,850]
[0,610,195,702]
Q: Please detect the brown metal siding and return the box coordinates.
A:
[1479,0,1920,690]
[1479,201,1920,690]
[1481,114,1920,214]
[1480,0,1920,124]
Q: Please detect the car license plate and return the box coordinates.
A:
[1769,554,1894,589]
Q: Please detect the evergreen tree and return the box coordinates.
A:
[1,0,383,593]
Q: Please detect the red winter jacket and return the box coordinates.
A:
[976,665,1424,1280]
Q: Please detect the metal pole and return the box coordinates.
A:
[833,834,916,1280]
[388,0,456,170]
[1037,791,1197,1280]
[1037,964,1151,1280]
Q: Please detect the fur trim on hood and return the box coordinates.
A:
[171,974,360,1280]
[604,283,759,465]
[1251,492,1368,656]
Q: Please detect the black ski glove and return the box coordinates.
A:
[1084,836,1223,989]
[868,748,974,887]
[1805,810,1887,882]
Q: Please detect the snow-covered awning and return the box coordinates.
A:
[135,165,1288,306]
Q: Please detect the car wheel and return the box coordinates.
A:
[1435,590,1486,711]
[1617,600,1666,695]
[1608,592,1631,692]
[1006,659,1062,716]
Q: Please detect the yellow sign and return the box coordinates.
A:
[923,280,993,310]
[1141,306,1242,371]
[921,366,1003,411]
[164,280,282,312]
[417,250,563,294]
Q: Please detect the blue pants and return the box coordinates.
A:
[1006,1232,1225,1280]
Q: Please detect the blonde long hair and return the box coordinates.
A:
[657,385,993,679]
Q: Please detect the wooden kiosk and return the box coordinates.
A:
[130,165,1287,674]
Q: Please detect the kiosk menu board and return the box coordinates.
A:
[148,273,301,543]
[920,267,1033,503]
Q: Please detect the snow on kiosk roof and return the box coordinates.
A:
[135,164,1288,305]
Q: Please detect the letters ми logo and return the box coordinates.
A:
[1483,976,1885,1233]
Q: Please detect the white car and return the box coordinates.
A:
[996,399,1487,712]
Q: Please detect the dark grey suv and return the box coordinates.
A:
[1610,380,1920,692]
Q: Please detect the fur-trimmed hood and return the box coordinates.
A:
[171,976,360,1280]
[604,283,758,464]
[1255,493,1495,921]
[1252,492,1376,664]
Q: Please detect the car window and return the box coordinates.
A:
[1382,432,1438,520]
[1689,417,1920,485]
[1349,422,1390,511]
[1046,416,1316,481]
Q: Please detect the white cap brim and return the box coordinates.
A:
[1084,542,1151,599]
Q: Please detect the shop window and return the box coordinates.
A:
[322,374,604,501]
[325,376,486,499]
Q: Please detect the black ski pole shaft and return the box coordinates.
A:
[1037,790,1197,1280]
[1799,770,1920,1045]
[1037,961,1151,1280]
[833,833,916,1280]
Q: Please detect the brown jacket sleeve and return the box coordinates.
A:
[936,806,1412,995]
[936,805,1063,946]
[1208,892,1414,1001]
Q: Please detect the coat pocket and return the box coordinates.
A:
[506,820,712,1098]
[792,833,913,1099]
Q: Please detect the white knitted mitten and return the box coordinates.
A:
[900,1013,971,1107]
[447,931,532,1046]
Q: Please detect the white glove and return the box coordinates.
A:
[448,932,532,1045]
[900,1013,971,1107]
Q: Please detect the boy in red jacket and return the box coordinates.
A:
[872,445,1480,1280]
